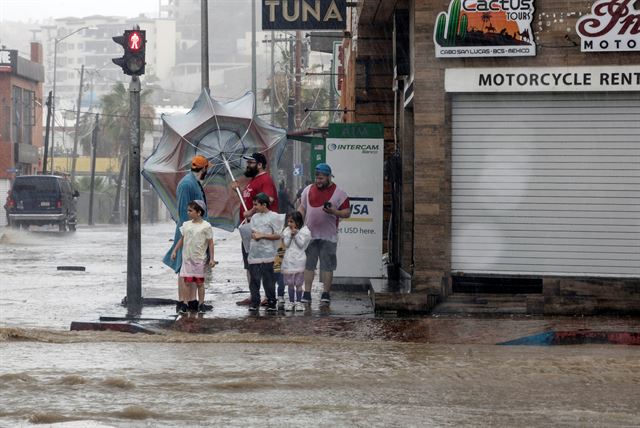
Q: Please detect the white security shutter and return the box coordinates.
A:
[451,92,640,277]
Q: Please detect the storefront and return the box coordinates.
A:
[352,0,640,314]
[0,43,44,182]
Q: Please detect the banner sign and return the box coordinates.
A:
[326,123,384,279]
[434,0,536,57]
[445,65,640,92]
[577,0,640,52]
[0,49,17,73]
[262,0,346,30]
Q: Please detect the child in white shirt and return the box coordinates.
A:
[171,200,215,314]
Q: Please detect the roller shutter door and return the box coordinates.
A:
[451,92,640,277]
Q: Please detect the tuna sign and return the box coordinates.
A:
[576,0,640,52]
[262,0,346,30]
[434,0,536,57]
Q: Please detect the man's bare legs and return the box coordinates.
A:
[320,270,333,293]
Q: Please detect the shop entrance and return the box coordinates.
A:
[450,92,640,278]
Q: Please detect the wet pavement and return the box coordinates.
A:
[1,222,639,345]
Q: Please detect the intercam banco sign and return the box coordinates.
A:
[434,0,536,57]
[326,123,384,278]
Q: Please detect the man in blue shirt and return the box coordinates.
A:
[164,155,211,312]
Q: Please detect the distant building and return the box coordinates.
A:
[0,43,44,225]
[40,16,176,112]
[159,0,268,98]
[0,42,44,178]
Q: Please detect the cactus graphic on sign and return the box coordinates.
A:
[435,0,467,46]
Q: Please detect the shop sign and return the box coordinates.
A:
[0,49,17,73]
[576,0,640,52]
[434,0,536,57]
[262,0,346,30]
[445,65,640,92]
[17,143,39,164]
[326,123,384,279]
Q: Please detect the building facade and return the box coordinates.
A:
[0,43,45,225]
[348,0,640,314]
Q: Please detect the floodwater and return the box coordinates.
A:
[1,224,639,427]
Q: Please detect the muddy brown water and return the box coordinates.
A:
[1,327,640,427]
[2,225,640,426]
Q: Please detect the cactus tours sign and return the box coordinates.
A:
[434,0,536,57]
[576,0,640,52]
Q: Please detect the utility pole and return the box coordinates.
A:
[70,64,85,180]
[110,155,126,224]
[287,37,296,190]
[88,114,99,226]
[251,0,257,109]
[270,30,275,125]
[201,0,209,92]
[293,31,303,190]
[42,91,53,174]
[126,76,142,311]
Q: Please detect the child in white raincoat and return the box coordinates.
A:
[280,211,311,311]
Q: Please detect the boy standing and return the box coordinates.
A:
[247,192,285,312]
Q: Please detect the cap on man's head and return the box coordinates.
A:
[191,155,209,169]
[315,163,333,177]
[242,152,268,168]
[254,192,271,206]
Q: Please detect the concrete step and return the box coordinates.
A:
[432,293,543,315]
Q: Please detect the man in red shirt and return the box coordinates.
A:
[298,163,350,308]
[231,152,279,305]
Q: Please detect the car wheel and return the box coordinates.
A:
[68,223,76,232]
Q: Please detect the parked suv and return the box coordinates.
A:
[6,175,79,232]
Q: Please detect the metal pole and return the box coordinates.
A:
[71,64,84,180]
[42,91,53,174]
[110,155,126,224]
[270,30,275,125]
[201,0,209,92]
[287,38,296,191]
[88,113,99,226]
[251,0,257,109]
[294,31,302,190]
[51,40,58,172]
[127,76,142,311]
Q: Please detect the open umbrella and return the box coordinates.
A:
[142,89,287,231]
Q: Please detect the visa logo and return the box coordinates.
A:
[351,203,369,215]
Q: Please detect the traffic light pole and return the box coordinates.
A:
[126,75,142,313]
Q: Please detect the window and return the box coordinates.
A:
[11,85,35,145]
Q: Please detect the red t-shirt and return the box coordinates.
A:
[307,183,350,211]
[240,172,278,222]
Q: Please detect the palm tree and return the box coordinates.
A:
[99,82,155,158]
[99,82,155,223]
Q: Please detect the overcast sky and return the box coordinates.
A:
[0,0,160,22]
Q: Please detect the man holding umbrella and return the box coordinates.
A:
[231,152,279,306]
[164,155,212,313]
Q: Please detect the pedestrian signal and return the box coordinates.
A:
[112,29,146,76]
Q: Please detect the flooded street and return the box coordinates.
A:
[1,224,639,427]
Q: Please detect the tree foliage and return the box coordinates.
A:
[98,83,155,157]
